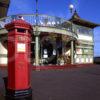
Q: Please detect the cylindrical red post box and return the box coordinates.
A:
[5,19,33,99]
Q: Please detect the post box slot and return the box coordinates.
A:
[17,28,26,33]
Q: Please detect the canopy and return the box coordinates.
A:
[69,10,100,28]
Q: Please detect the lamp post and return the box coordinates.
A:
[69,4,74,64]
[34,0,40,66]
[69,4,74,13]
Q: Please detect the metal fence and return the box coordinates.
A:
[0,14,67,28]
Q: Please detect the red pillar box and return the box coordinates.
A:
[5,19,32,100]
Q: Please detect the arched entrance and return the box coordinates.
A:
[31,32,77,65]
[40,34,57,65]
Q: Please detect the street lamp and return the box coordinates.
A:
[34,0,40,66]
[69,4,74,13]
[69,4,74,64]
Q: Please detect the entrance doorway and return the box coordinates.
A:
[41,37,57,65]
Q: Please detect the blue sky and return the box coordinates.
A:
[7,0,100,57]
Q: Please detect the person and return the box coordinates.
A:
[57,55,64,65]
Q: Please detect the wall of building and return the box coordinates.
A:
[72,24,94,64]
[0,0,10,18]
[75,32,94,64]
[0,41,7,66]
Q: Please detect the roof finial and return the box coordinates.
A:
[72,10,80,18]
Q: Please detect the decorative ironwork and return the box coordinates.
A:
[0,14,78,39]
[0,14,66,28]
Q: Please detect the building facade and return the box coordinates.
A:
[0,0,10,18]
[0,11,99,66]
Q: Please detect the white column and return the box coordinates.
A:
[35,35,40,66]
[0,41,8,65]
[71,40,74,64]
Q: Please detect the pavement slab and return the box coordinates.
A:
[0,65,100,100]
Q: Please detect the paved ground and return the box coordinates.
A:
[0,65,100,100]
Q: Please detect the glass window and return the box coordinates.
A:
[73,25,93,36]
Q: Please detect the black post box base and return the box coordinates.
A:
[3,77,32,100]
[5,88,32,100]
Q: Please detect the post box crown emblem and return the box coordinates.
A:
[5,19,33,31]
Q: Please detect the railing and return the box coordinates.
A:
[0,14,78,38]
[0,14,66,28]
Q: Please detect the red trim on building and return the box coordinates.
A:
[0,63,94,70]
[0,64,7,69]
[32,63,94,70]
